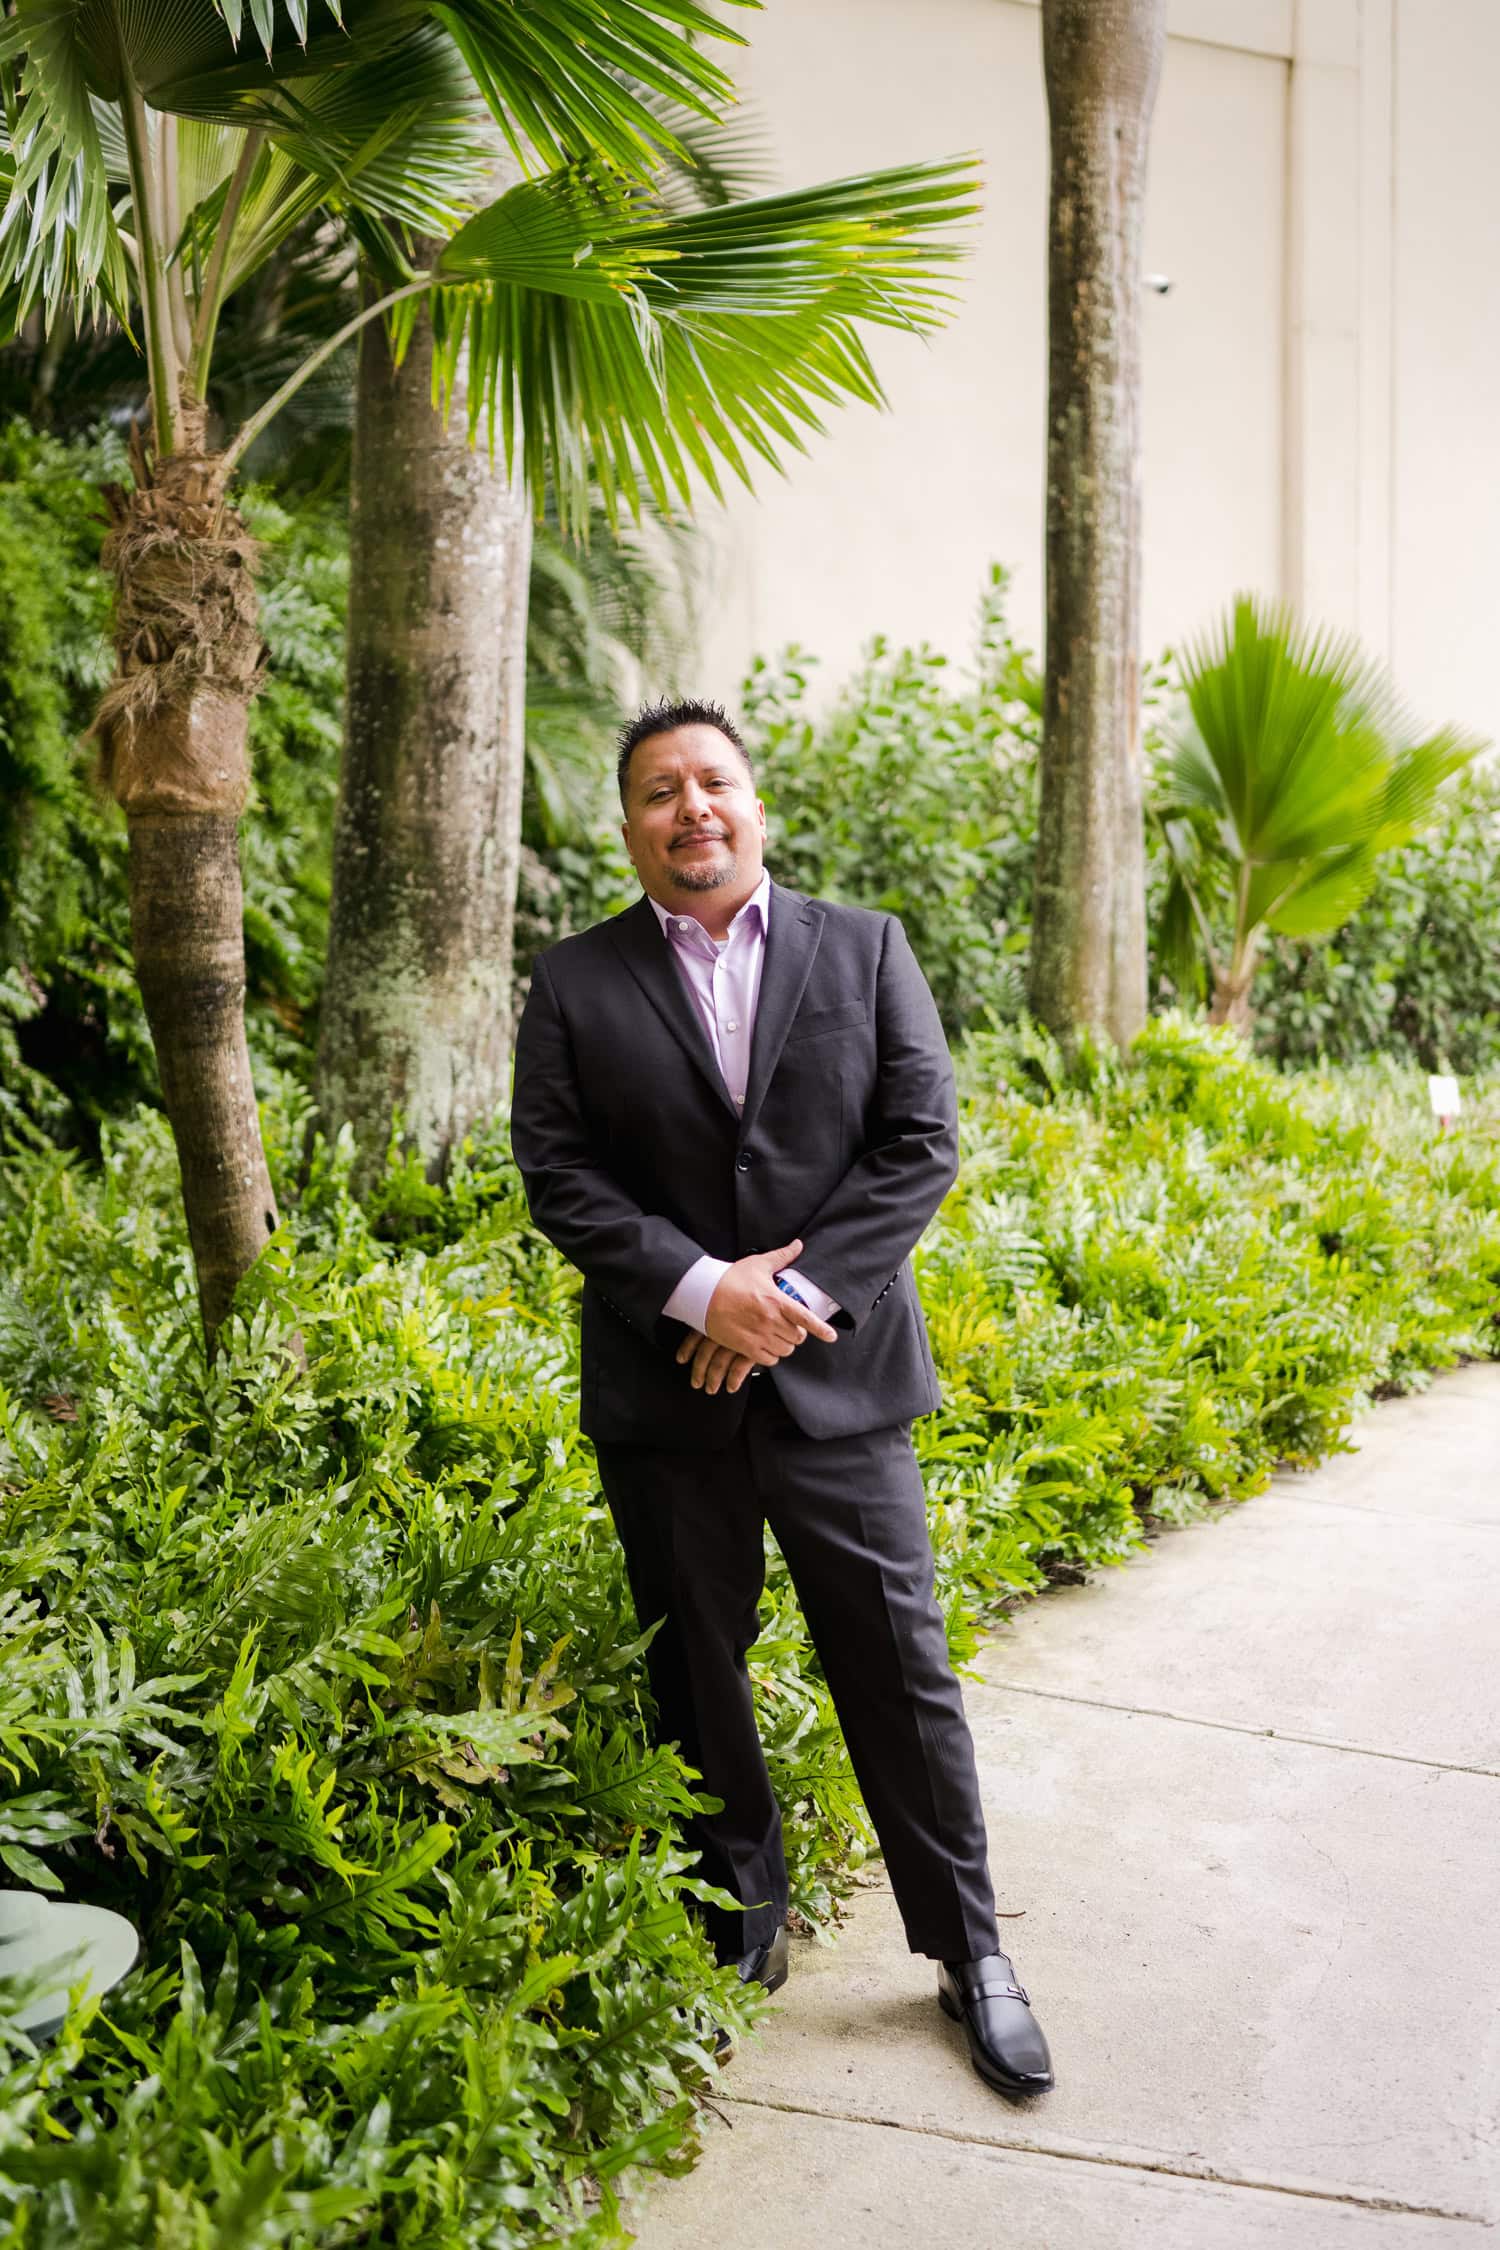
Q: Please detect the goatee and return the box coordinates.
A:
[667,853,737,893]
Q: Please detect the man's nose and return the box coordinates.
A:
[678,783,713,820]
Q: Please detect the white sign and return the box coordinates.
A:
[1427,1075,1462,1121]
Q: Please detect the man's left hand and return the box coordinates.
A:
[676,1330,757,1395]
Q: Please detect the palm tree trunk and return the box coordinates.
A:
[1028,0,1165,1055]
[1208,968,1256,1035]
[98,439,280,1349]
[1209,906,1259,1034]
[315,286,532,1193]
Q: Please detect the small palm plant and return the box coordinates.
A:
[1153,596,1480,1033]
[0,0,977,1345]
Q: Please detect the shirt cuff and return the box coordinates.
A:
[777,1266,842,1321]
[662,1254,732,1334]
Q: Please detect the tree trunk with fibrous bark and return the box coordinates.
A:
[97,418,281,1351]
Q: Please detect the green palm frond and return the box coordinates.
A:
[0,10,129,318]
[441,160,976,322]
[171,0,750,180]
[1174,598,1391,863]
[421,0,750,174]
[1255,845,1379,939]
[175,116,240,214]
[1154,593,1484,1024]
[425,156,979,525]
[630,83,771,212]
[0,0,757,335]
[1174,597,1481,883]
[215,0,346,53]
[1373,729,1478,846]
[173,29,488,302]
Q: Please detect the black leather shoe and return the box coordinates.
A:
[736,1921,789,1997]
[712,1923,789,2059]
[938,1951,1054,2095]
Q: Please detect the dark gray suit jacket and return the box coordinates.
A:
[509,879,959,1448]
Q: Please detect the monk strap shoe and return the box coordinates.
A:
[938,1950,1054,2095]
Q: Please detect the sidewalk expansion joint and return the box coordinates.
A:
[982,1680,1500,1779]
[717,2091,1491,2226]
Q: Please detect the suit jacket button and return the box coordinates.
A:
[736,1150,754,1171]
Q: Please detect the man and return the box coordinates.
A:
[510,698,1053,2097]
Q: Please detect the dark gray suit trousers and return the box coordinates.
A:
[595,1381,1001,1965]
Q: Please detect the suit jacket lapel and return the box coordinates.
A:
[606,893,741,1122]
[740,883,823,1135]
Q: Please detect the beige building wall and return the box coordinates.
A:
[694,0,1500,749]
[1390,0,1500,740]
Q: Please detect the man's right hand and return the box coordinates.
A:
[702,1237,839,1364]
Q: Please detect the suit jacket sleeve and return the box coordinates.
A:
[510,950,708,1330]
[792,914,958,1331]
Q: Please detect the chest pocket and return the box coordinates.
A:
[784,997,869,1045]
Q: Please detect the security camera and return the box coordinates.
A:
[1143,273,1172,295]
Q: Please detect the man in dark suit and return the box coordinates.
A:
[510,699,1053,2096]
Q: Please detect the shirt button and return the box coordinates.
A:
[725,1019,739,1033]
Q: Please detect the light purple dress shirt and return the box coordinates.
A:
[648,872,841,1335]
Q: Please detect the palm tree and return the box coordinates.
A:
[1028,0,1165,1057]
[1153,596,1480,1033]
[315,105,756,1191]
[0,0,976,1348]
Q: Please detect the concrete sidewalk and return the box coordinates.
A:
[626,1362,1500,2249]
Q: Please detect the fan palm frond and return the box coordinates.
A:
[169,0,749,180]
[1153,594,1483,1029]
[424,156,978,525]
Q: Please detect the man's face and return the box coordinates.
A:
[621,723,766,905]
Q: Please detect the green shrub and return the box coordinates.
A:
[0,421,123,1137]
[1250,763,1500,1073]
[0,1026,1495,2241]
[0,421,348,1141]
[0,1099,785,2247]
[746,565,1042,1040]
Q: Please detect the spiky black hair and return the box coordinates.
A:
[616,697,752,805]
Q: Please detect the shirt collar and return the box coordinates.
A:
[648,868,771,947]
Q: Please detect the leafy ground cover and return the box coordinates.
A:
[0,1018,1495,2245]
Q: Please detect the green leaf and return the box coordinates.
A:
[0,5,130,318]
[1261,846,1380,938]
[1163,593,1484,999]
[169,0,742,187]
[0,1840,64,1890]
[428,155,978,527]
